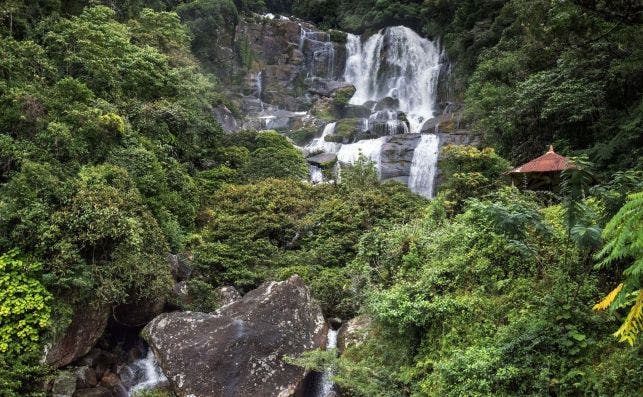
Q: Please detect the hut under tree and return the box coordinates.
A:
[509,145,575,191]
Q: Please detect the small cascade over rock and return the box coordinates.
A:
[300,26,338,79]
[310,164,324,184]
[409,134,440,198]
[336,136,387,175]
[367,110,409,136]
[305,122,341,155]
[120,347,168,396]
[315,328,339,397]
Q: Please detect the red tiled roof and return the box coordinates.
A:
[509,146,575,173]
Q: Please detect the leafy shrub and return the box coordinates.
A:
[438,145,510,212]
[0,250,51,396]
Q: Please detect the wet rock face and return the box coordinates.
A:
[143,275,326,397]
[304,77,354,98]
[380,134,421,183]
[229,16,349,118]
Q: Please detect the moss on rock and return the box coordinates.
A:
[311,98,336,121]
[329,29,348,43]
[325,118,363,143]
[286,127,318,146]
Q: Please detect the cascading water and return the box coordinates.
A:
[305,122,341,156]
[368,110,409,135]
[339,26,442,197]
[310,164,324,184]
[315,328,339,397]
[256,71,264,111]
[120,348,168,396]
[336,136,386,175]
[297,24,442,197]
[409,134,440,198]
[343,26,442,133]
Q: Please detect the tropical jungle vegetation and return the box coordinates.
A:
[0,0,641,396]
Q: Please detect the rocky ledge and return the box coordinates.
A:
[143,275,326,397]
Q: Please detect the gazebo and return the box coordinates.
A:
[508,145,575,191]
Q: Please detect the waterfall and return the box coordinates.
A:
[256,71,264,111]
[310,164,324,184]
[305,122,341,156]
[343,27,441,133]
[316,328,339,397]
[409,134,439,198]
[256,71,263,98]
[336,137,386,175]
[121,348,168,396]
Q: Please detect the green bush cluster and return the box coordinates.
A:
[189,159,425,317]
[329,187,642,396]
[438,145,510,212]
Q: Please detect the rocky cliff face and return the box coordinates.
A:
[143,275,326,397]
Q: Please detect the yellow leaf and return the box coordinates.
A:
[613,290,643,346]
[593,283,624,311]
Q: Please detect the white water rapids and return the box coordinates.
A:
[315,327,339,397]
[336,136,387,176]
[121,348,168,396]
[305,122,341,156]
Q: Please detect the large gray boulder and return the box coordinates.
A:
[213,105,240,132]
[45,305,110,368]
[143,275,326,397]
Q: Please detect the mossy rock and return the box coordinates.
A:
[343,104,371,118]
[329,29,348,43]
[311,98,335,121]
[286,127,318,146]
[374,96,400,111]
[332,86,356,108]
[326,118,363,143]
[440,119,456,133]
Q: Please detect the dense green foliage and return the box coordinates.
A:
[594,191,643,346]
[0,251,51,396]
[293,187,642,396]
[0,2,306,394]
[191,160,425,317]
[438,144,510,212]
[0,1,640,396]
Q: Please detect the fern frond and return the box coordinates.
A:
[593,283,624,311]
[613,290,643,346]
